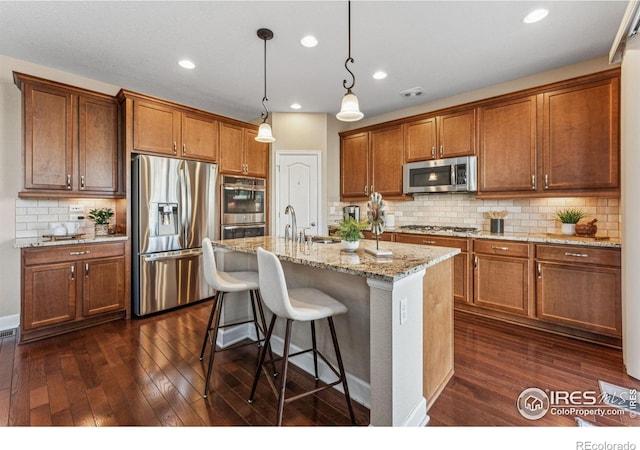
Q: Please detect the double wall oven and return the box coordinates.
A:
[220,175,266,239]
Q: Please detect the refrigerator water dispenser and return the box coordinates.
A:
[154,202,178,236]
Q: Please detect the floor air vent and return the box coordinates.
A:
[0,328,17,339]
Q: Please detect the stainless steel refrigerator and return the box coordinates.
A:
[132,154,218,316]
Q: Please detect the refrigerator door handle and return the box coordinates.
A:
[143,249,203,263]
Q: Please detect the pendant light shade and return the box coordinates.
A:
[256,121,275,143]
[256,28,275,143]
[337,89,364,122]
[337,1,363,122]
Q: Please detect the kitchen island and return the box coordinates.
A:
[210,236,460,427]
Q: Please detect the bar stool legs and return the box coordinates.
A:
[201,289,271,399]
[248,315,357,426]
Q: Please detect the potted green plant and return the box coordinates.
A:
[335,217,369,251]
[555,208,585,235]
[88,207,114,236]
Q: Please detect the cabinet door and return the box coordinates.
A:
[340,132,369,200]
[438,109,476,158]
[536,262,621,337]
[370,125,404,197]
[219,122,245,175]
[78,95,119,194]
[23,82,74,191]
[82,257,125,316]
[244,128,270,178]
[404,118,437,162]
[133,100,181,156]
[182,112,219,162]
[478,96,537,193]
[23,262,76,330]
[473,254,529,316]
[542,77,620,191]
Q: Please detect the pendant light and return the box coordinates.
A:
[336,1,364,122]
[256,28,275,143]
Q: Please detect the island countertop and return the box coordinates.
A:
[211,236,460,283]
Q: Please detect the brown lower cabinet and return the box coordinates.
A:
[21,241,126,343]
[535,244,621,338]
[368,231,621,346]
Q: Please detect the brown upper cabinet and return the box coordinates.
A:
[14,73,122,198]
[477,70,620,198]
[340,125,406,201]
[219,122,269,178]
[132,99,219,163]
[404,109,476,162]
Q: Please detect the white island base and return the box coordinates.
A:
[212,237,457,427]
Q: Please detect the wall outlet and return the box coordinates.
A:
[69,205,83,213]
[400,298,408,325]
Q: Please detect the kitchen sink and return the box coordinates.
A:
[310,236,341,244]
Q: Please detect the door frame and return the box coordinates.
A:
[273,150,323,237]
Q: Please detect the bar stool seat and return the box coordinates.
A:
[249,247,356,426]
[200,238,271,399]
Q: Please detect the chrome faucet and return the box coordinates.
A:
[284,205,297,242]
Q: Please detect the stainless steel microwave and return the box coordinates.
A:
[403,156,477,194]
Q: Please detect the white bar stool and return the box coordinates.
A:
[200,238,272,399]
[248,247,356,426]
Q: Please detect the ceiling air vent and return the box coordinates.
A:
[400,87,423,98]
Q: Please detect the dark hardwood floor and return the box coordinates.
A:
[1,301,638,428]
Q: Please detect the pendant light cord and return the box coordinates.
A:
[343,1,356,91]
[261,35,270,122]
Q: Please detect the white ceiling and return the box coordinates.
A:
[0,1,628,122]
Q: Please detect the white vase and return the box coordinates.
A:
[341,240,360,252]
[561,223,575,236]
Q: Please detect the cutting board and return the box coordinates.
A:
[546,233,610,241]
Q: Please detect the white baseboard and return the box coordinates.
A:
[0,314,19,332]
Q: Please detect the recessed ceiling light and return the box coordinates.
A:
[290,103,302,110]
[178,59,195,69]
[523,9,549,24]
[373,71,387,80]
[301,35,318,48]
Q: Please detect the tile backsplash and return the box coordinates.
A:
[15,198,118,239]
[329,194,620,237]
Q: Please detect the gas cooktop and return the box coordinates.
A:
[399,224,479,233]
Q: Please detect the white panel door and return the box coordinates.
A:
[275,152,321,238]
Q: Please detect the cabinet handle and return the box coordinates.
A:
[364,185,368,195]
[85,263,89,278]
[70,264,75,280]
[491,246,510,251]
[80,175,85,190]
[473,255,478,269]
[531,175,536,190]
[564,252,589,258]
[422,240,437,245]
[66,174,71,190]
[537,263,542,279]
[183,143,186,155]
[431,146,436,159]
[370,185,374,195]
[69,250,91,256]
[173,142,177,154]
[544,174,549,190]
[439,144,444,158]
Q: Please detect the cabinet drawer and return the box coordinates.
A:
[536,244,620,267]
[22,241,125,266]
[396,233,469,252]
[473,239,530,258]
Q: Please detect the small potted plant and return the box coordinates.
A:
[88,207,114,236]
[555,208,585,235]
[335,217,369,252]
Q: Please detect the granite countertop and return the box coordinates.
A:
[211,236,460,283]
[330,224,621,248]
[14,234,128,248]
